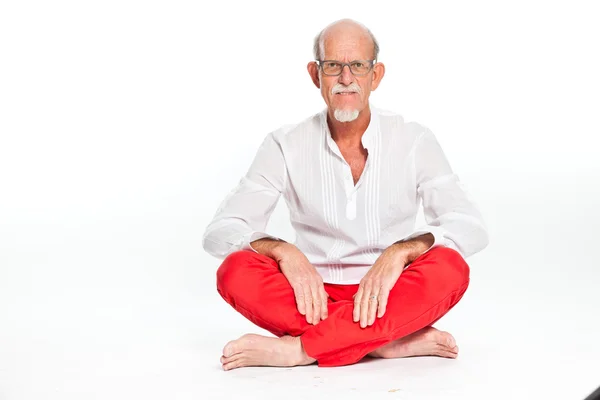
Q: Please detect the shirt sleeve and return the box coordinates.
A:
[397,128,490,259]
[201,130,287,259]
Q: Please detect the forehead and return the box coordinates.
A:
[322,32,373,60]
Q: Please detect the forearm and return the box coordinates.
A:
[250,238,293,262]
[390,233,435,264]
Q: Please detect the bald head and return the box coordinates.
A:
[313,19,379,61]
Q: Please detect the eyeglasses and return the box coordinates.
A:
[316,59,377,76]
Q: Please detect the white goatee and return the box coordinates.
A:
[333,108,359,122]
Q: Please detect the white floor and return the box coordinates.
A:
[1,202,599,400]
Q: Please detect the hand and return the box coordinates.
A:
[274,243,329,325]
[353,247,408,328]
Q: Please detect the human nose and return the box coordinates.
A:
[338,64,354,85]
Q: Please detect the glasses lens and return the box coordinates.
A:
[350,61,371,75]
[322,62,342,75]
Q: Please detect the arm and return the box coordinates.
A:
[250,237,289,260]
[202,130,286,258]
[203,131,329,325]
[392,127,490,260]
[354,129,489,327]
[390,232,434,265]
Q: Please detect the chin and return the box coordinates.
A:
[333,107,360,123]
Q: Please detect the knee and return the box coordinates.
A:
[216,250,257,291]
[433,246,470,286]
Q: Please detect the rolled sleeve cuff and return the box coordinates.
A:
[238,231,283,253]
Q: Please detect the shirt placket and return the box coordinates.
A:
[327,135,371,222]
[342,158,369,220]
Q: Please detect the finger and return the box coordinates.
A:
[353,286,364,322]
[360,285,371,328]
[293,284,306,316]
[310,281,321,324]
[303,284,313,324]
[377,287,390,319]
[367,288,379,326]
[320,287,328,319]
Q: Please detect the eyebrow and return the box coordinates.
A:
[321,59,371,61]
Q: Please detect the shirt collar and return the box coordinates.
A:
[320,103,379,151]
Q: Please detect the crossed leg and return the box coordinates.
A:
[216,246,470,369]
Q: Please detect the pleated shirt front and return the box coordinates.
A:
[202,104,489,284]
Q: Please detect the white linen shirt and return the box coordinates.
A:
[202,103,489,284]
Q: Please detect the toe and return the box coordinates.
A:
[437,348,458,359]
[442,333,456,348]
[223,358,244,371]
[223,341,238,358]
[221,353,242,365]
[436,342,458,354]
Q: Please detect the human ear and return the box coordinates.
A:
[307,61,321,89]
[370,62,385,91]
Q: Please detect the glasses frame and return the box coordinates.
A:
[316,59,377,76]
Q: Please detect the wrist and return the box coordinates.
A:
[250,238,288,259]
[387,243,410,264]
[270,241,296,262]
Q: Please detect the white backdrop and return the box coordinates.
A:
[1,1,599,399]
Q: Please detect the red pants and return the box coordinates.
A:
[216,246,470,367]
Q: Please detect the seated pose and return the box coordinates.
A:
[202,18,489,370]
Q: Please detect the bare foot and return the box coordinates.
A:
[369,326,459,359]
[220,334,316,371]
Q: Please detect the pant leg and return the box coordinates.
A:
[299,246,470,367]
[216,250,348,338]
[216,246,469,368]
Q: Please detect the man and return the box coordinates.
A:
[202,18,489,370]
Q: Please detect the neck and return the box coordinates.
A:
[326,105,372,148]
